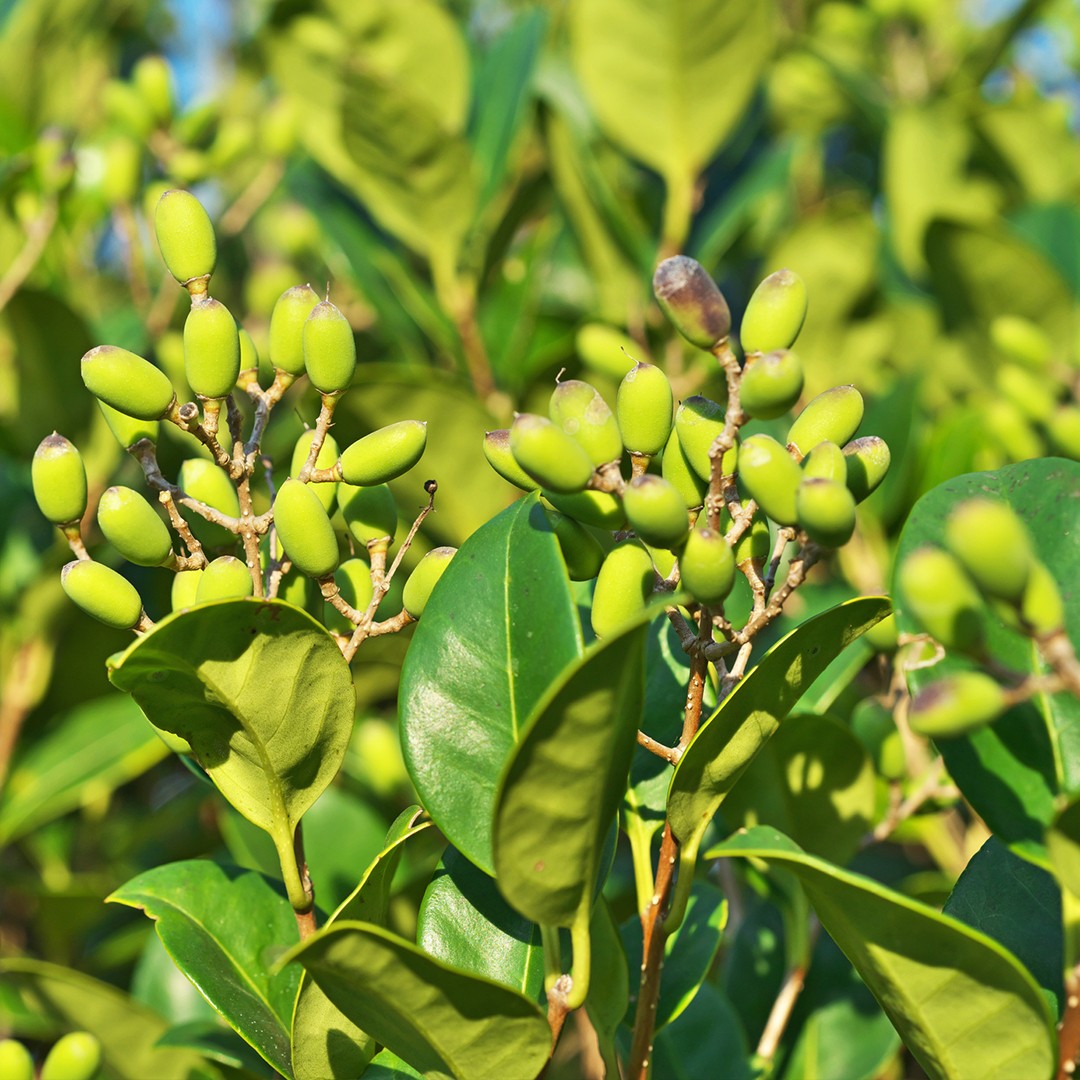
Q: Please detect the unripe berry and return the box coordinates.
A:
[739,349,804,420]
[280,568,321,620]
[338,421,428,486]
[740,269,808,354]
[1048,406,1080,459]
[403,547,456,618]
[269,285,320,375]
[675,396,727,482]
[239,327,259,375]
[576,323,641,379]
[944,498,1033,602]
[103,79,153,139]
[177,458,240,551]
[196,556,254,602]
[0,1039,33,1080]
[732,511,770,565]
[737,434,801,526]
[990,315,1052,370]
[909,672,1006,738]
[1020,560,1064,636]
[544,489,626,530]
[996,364,1057,425]
[653,256,731,349]
[801,441,847,483]
[787,386,864,457]
[97,486,173,566]
[33,433,87,525]
[617,362,674,456]
[679,527,735,604]
[545,510,605,581]
[796,477,856,548]
[623,475,690,550]
[339,483,397,549]
[61,561,143,630]
[81,345,175,421]
[509,414,594,494]
[183,297,240,400]
[304,299,356,393]
[549,380,622,466]
[897,547,984,653]
[101,135,141,207]
[483,429,539,491]
[864,612,899,654]
[842,436,891,502]
[661,426,707,510]
[155,189,216,285]
[274,478,339,578]
[133,55,174,126]
[171,569,202,611]
[290,429,340,513]
[41,1032,102,1080]
[326,558,375,632]
[591,542,655,639]
[98,401,158,450]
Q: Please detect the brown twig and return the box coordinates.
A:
[637,730,681,764]
[1057,965,1080,1079]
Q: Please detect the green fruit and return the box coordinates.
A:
[737,434,801,526]
[897,547,984,653]
[786,385,864,456]
[81,345,175,421]
[155,189,216,285]
[61,561,143,630]
[0,1039,34,1080]
[990,315,1052,369]
[509,414,594,494]
[732,511,770,565]
[591,542,655,639]
[98,401,158,449]
[177,458,240,550]
[133,54,174,125]
[97,486,173,566]
[617,362,674,456]
[483,429,539,491]
[403,547,456,618]
[304,299,356,394]
[196,556,254,602]
[1020,560,1064,636]
[842,436,891,502]
[864,611,898,653]
[623,475,690,550]
[909,672,1006,739]
[851,698,905,779]
[996,363,1057,425]
[1048,406,1080,459]
[239,327,259,375]
[982,398,1041,463]
[326,557,376,632]
[279,568,321,620]
[545,510,605,581]
[653,256,731,349]
[796,477,856,548]
[101,135,141,206]
[103,79,153,138]
[739,349,804,420]
[339,483,397,549]
[943,498,1033,602]
[41,1032,102,1080]
[679,527,736,604]
[740,269,808,354]
[544,489,626,530]
[549,379,623,466]
[338,421,428,486]
[675,396,727,482]
[171,569,202,611]
[274,478,340,578]
[269,284,320,375]
[291,429,340,513]
[33,433,87,525]
[575,323,641,379]
[661,426,707,509]
[184,297,240,399]
[801,440,847,482]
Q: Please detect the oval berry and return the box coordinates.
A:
[61,561,143,630]
[653,256,731,349]
[274,478,340,578]
[509,414,594,495]
[33,433,87,525]
[623,475,690,551]
[304,299,356,394]
[591,542,655,639]
[97,486,173,566]
[184,296,240,399]
[617,362,674,456]
[679,527,736,604]
[403,547,456,618]
[269,284,320,376]
[549,379,622,466]
[81,345,175,421]
[196,556,254,602]
[338,421,428,486]
[740,269,808,354]
[155,189,216,285]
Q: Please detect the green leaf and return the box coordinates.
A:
[1048,796,1080,900]
[130,932,221,1027]
[0,958,209,1080]
[0,695,169,845]
[417,846,544,1000]
[585,898,629,1071]
[944,835,1063,1019]
[108,861,300,1078]
[493,620,647,928]
[650,982,753,1080]
[107,599,354,894]
[281,922,551,1080]
[1008,204,1080,297]
[893,459,1080,862]
[400,494,583,874]
[708,827,1057,1080]
[720,712,875,866]
[668,597,890,860]
[365,1049,424,1079]
[154,1020,276,1077]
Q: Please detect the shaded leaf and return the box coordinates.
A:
[586,898,629,1068]
[155,1020,275,1077]
[650,982,753,1080]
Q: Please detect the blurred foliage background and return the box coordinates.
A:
[0,0,1077,1076]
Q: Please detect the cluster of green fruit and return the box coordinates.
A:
[483,255,891,637]
[0,1033,101,1080]
[898,497,1066,737]
[32,190,452,639]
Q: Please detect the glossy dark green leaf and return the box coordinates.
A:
[1048,796,1080,900]
[365,1049,424,1079]
[400,494,583,874]
[668,597,890,862]
[154,1020,275,1077]
[893,459,1080,862]
[493,621,647,928]
[944,835,1063,1019]
[107,599,354,889]
[417,846,544,1000]
[721,712,875,866]
[0,958,208,1080]
[0,694,169,844]
[650,983,753,1080]
[709,827,1057,1080]
[282,922,550,1080]
[108,861,300,1078]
